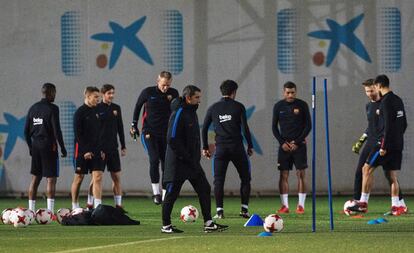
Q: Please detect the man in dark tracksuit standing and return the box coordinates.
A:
[202,80,253,219]
[272,81,311,214]
[71,87,104,209]
[350,75,408,215]
[351,79,407,212]
[131,71,179,204]
[161,85,228,233]
[94,84,126,208]
[25,83,67,214]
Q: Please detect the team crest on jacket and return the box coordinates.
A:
[167,95,173,101]
[293,108,300,114]
[376,109,380,115]
[113,110,118,116]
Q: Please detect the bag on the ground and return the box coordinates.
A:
[91,204,140,225]
[61,210,94,225]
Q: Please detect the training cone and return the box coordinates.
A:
[244,214,264,227]
[367,219,380,225]
[257,232,273,237]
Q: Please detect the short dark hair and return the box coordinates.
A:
[362,79,374,87]
[283,81,296,90]
[84,86,100,95]
[159,71,172,80]
[220,80,238,96]
[182,85,201,98]
[101,84,115,94]
[42,83,56,95]
[374,74,390,88]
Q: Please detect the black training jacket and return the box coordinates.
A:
[97,102,126,153]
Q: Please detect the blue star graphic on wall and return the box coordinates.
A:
[201,106,263,155]
[0,113,26,160]
[91,16,154,69]
[307,13,371,67]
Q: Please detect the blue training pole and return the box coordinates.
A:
[312,76,316,232]
[323,78,334,231]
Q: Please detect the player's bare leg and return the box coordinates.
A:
[388,170,403,215]
[86,180,94,209]
[111,171,123,207]
[278,170,289,213]
[71,174,84,209]
[296,169,306,213]
[92,170,103,208]
[28,175,41,211]
[46,177,56,214]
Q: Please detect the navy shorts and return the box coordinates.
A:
[31,147,59,177]
[278,144,308,170]
[367,148,402,171]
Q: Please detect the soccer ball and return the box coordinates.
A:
[263,214,284,233]
[36,208,52,224]
[57,208,71,223]
[344,200,356,216]
[25,209,36,225]
[1,208,13,224]
[71,207,84,216]
[180,205,199,223]
[9,207,26,224]
[12,209,29,228]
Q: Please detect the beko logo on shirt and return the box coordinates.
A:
[33,117,43,125]
[397,110,404,118]
[219,114,232,123]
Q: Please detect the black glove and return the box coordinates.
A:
[130,123,140,141]
[61,147,67,157]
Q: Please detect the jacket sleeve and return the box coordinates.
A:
[117,106,126,149]
[74,109,88,154]
[272,103,284,145]
[201,106,213,150]
[381,98,393,150]
[167,108,191,162]
[132,89,148,126]
[51,106,66,151]
[294,101,312,144]
[24,109,32,150]
[241,105,253,149]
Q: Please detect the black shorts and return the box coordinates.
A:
[278,144,308,170]
[31,147,59,177]
[75,153,105,174]
[103,151,121,172]
[367,148,402,171]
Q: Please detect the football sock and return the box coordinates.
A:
[205,220,213,226]
[241,204,248,210]
[152,183,160,195]
[47,198,55,214]
[392,196,400,207]
[298,193,306,208]
[400,199,406,207]
[162,189,166,201]
[216,207,223,212]
[94,199,102,208]
[114,195,122,206]
[360,192,370,203]
[72,202,80,209]
[280,194,289,208]
[87,194,94,206]
[29,200,36,212]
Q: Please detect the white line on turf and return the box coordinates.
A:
[49,237,185,253]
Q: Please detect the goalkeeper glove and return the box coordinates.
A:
[352,133,367,154]
[130,123,139,141]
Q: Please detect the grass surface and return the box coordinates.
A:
[1,196,414,252]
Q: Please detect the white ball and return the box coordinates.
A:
[71,208,84,216]
[180,205,199,223]
[263,214,284,233]
[1,208,13,225]
[36,208,52,224]
[344,200,356,216]
[57,208,71,223]
[12,209,29,228]
[25,209,36,225]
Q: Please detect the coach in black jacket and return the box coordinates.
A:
[161,85,227,234]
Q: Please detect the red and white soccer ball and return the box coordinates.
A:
[71,207,84,216]
[12,208,29,228]
[57,208,71,223]
[180,205,199,223]
[36,208,53,224]
[1,208,13,225]
[263,214,284,233]
[344,200,356,216]
[25,209,36,225]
